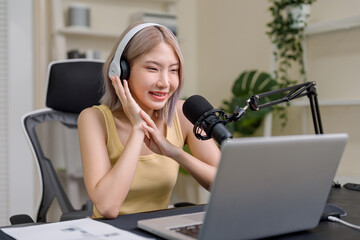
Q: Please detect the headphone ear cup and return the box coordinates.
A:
[120,59,130,81]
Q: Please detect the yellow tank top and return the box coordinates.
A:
[92,105,184,218]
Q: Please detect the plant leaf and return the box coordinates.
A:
[222,70,281,136]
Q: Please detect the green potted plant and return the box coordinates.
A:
[267,0,316,87]
[221,70,283,137]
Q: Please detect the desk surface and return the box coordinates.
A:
[102,187,360,239]
[1,187,360,239]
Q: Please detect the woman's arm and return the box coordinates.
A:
[175,100,220,190]
[78,108,145,219]
[79,77,146,219]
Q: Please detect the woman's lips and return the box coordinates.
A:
[149,91,167,101]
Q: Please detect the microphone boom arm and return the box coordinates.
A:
[245,81,323,134]
[189,81,323,143]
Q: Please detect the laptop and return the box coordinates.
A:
[138,134,348,240]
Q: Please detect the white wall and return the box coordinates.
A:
[196,0,272,107]
[8,0,35,221]
[195,0,360,183]
[176,0,198,98]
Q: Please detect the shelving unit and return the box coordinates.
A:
[305,15,360,36]
[266,14,360,137]
[296,15,360,185]
[57,27,120,38]
[291,99,360,107]
[304,15,360,107]
[51,0,177,60]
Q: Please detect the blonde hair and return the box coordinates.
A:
[100,23,184,124]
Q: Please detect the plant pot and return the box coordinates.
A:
[286,4,311,29]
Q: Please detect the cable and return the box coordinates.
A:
[328,216,360,230]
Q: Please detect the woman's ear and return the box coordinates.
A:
[120,59,130,82]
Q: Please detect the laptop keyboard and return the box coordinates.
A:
[170,224,202,238]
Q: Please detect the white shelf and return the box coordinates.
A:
[66,0,177,3]
[291,99,360,106]
[305,15,360,35]
[103,0,177,2]
[57,27,119,38]
[144,0,176,2]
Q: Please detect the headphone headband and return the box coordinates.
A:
[108,23,160,78]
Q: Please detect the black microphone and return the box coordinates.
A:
[182,95,233,145]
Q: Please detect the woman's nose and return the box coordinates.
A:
[156,71,170,88]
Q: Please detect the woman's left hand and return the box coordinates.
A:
[140,110,180,158]
[110,76,145,128]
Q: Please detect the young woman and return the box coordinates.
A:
[78,23,220,219]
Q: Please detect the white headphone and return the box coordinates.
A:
[108,23,160,79]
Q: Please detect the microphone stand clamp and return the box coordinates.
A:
[193,109,228,140]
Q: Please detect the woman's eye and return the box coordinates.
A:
[147,67,157,71]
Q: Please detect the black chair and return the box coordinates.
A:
[13,59,104,223]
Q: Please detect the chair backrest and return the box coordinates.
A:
[22,59,104,222]
[46,59,104,113]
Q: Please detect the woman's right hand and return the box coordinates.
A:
[110,76,144,128]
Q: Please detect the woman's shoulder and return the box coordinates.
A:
[78,105,107,125]
[78,106,108,147]
[80,105,101,117]
[175,100,192,131]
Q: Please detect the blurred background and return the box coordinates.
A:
[1,0,359,225]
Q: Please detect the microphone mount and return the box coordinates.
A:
[192,81,323,142]
[193,105,248,141]
[246,81,323,134]
[229,81,323,134]
[193,109,228,140]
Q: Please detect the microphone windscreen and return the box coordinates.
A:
[183,95,214,125]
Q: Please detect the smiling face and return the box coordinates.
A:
[128,41,180,114]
